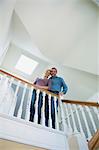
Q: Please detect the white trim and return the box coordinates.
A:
[0,113,68,150]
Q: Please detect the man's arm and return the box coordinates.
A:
[60,78,68,95]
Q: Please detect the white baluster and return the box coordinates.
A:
[0,76,9,106]
[48,94,52,128]
[79,106,92,140]
[9,77,14,87]
[8,77,15,113]
[64,103,72,132]
[59,100,70,134]
[34,89,40,124]
[41,91,46,126]
[54,96,59,130]
[85,106,97,132]
[93,107,99,121]
[73,104,85,137]
[0,74,2,79]
[17,83,27,118]
[9,80,21,116]
[0,76,10,113]
[25,87,33,121]
[68,104,78,132]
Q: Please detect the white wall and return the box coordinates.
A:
[0,0,16,64]
[1,44,98,101]
[45,64,97,101]
[11,11,51,62]
[63,26,97,75]
[1,44,50,82]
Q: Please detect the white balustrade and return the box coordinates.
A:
[0,70,99,140]
[63,103,99,140]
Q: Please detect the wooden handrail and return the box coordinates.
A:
[88,129,99,150]
[62,99,99,107]
[0,69,59,98]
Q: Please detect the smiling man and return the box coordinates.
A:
[48,67,68,128]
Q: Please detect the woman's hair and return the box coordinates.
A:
[44,69,51,78]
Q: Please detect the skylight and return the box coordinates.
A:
[15,55,38,75]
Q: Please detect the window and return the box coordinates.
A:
[15,55,38,75]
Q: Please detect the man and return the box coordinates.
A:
[48,67,68,128]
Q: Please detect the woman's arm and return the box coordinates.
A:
[34,84,49,90]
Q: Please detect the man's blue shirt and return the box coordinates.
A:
[48,76,68,94]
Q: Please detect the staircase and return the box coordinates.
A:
[0,69,99,150]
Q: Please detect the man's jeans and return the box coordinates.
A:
[48,91,59,129]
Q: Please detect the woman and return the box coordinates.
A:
[30,69,51,124]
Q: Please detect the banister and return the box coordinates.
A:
[62,99,99,107]
[0,69,59,98]
[88,129,99,150]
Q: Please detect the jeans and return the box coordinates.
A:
[30,89,43,124]
[47,91,59,129]
[45,94,49,126]
[30,89,58,129]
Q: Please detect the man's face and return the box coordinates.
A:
[50,69,57,77]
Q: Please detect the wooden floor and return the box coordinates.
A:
[0,139,46,150]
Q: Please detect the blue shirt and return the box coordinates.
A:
[48,76,68,94]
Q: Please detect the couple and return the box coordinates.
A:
[30,67,68,129]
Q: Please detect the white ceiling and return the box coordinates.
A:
[0,0,98,76]
[13,0,98,75]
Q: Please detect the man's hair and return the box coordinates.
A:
[51,67,57,72]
